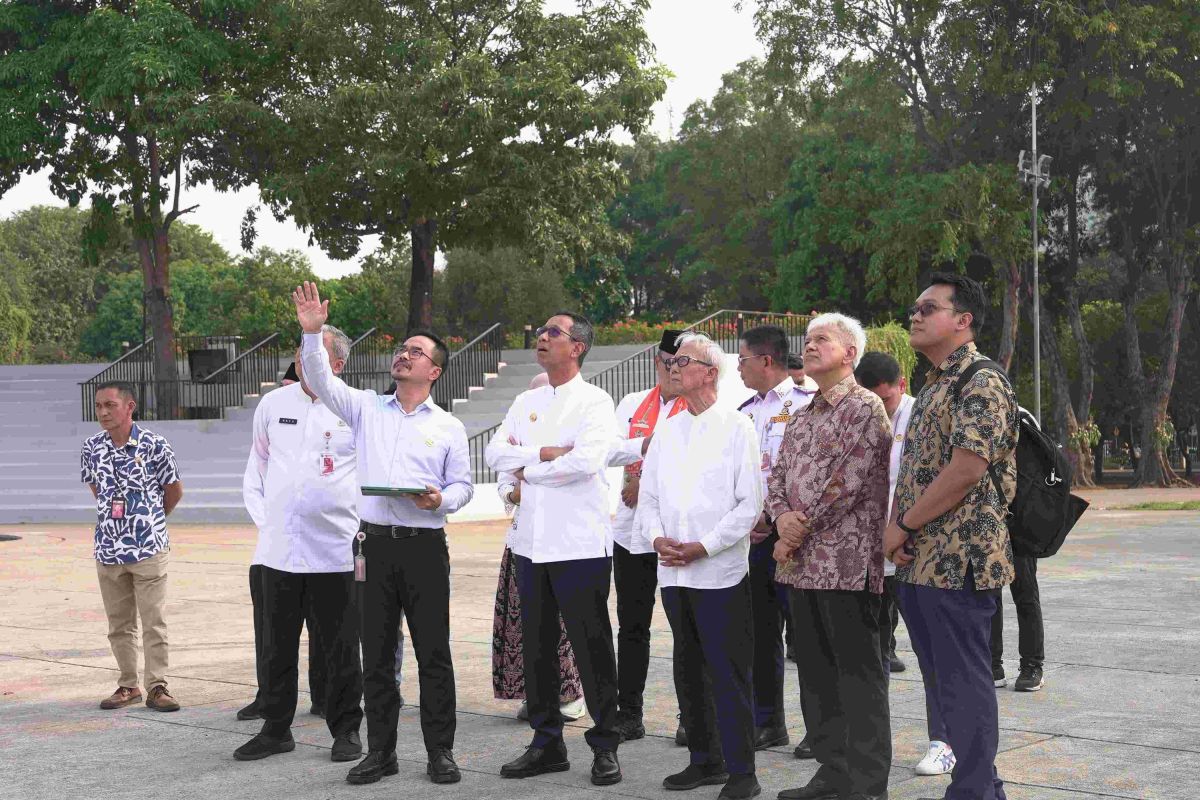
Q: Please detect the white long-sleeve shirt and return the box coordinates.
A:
[608,387,676,554]
[484,373,618,563]
[884,393,916,578]
[635,403,763,589]
[243,383,359,573]
[301,333,473,527]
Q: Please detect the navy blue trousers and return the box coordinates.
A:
[748,535,788,728]
[514,554,620,751]
[896,576,1008,800]
[662,577,756,776]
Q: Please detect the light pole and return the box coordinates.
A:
[1018,82,1052,425]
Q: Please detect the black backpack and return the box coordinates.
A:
[954,359,1089,559]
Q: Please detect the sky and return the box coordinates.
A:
[0,0,764,279]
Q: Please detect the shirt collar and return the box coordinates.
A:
[812,373,857,410]
[384,393,437,415]
[105,424,141,450]
[551,372,586,396]
[764,376,795,400]
[926,342,978,382]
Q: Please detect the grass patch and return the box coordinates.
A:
[1117,501,1200,511]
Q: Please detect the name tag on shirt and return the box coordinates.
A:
[279,417,298,425]
[770,413,791,424]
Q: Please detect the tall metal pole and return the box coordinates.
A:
[1030,81,1042,425]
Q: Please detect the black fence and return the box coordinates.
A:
[468,422,504,485]
[342,327,393,394]
[433,324,503,410]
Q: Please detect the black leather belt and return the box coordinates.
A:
[359,521,443,539]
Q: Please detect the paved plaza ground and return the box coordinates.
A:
[2,487,1198,800]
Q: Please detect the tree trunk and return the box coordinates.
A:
[135,227,178,420]
[409,217,437,332]
[997,259,1020,372]
[1041,314,1096,488]
[1065,179,1094,423]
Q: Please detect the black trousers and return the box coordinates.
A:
[748,534,788,728]
[359,529,455,754]
[259,565,363,739]
[789,586,891,797]
[877,576,901,670]
[612,542,658,717]
[663,578,756,776]
[514,554,619,751]
[990,555,1044,669]
[250,564,327,709]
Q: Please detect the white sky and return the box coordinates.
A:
[0,0,763,279]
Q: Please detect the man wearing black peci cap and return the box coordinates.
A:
[606,328,688,742]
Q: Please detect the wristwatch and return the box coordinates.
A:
[896,514,919,536]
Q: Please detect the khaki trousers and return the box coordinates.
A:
[95,550,169,689]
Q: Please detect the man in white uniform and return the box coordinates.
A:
[235,328,364,763]
[638,331,763,800]
[486,311,624,787]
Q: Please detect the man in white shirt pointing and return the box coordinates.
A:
[235,329,364,764]
[485,311,623,787]
[293,282,474,787]
[638,332,764,800]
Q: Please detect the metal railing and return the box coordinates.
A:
[433,323,503,410]
[80,338,155,422]
[467,422,504,485]
[194,332,283,410]
[585,310,812,403]
[342,327,394,394]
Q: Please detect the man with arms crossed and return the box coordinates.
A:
[485,311,623,786]
[293,282,473,786]
[234,330,364,763]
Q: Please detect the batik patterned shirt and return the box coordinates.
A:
[767,375,891,593]
[80,424,180,565]
[893,342,1017,590]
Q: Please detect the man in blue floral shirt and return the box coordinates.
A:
[81,381,184,711]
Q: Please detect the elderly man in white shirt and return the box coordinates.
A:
[637,331,764,800]
[235,328,364,765]
[485,311,623,787]
[293,282,473,787]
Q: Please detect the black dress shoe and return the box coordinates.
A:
[888,652,907,673]
[616,713,646,742]
[754,725,789,750]
[663,762,729,790]
[233,732,296,761]
[792,735,814,759]
[310,703,326,718]
[777,777,841,800]
[346,750,399,785]
[331,730,362,762]
[500,742,570,778]
[720,774,762,800]
[427,748,462,784]
[236,701,261,721]
[590,748,622,786]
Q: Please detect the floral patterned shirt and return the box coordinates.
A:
[894,342,1017,590]
[767,374,891,593]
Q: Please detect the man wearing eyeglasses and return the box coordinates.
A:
[605,328,685,744]
[885,273,1018,800]
[733,325,816,757]
[637,331,763,800]
[485,312,624,786]
[292,282,474,787]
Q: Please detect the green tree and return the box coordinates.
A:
[443,247,570,333]
[231,0,667,333]
[0,279,32,363]
[0,1,281,413]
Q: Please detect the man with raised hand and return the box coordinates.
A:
[485,311,624,787]
[293,281,473,787]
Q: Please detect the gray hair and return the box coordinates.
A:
[321,324,352,362]
[674,331,727,384]
[806,313,867,368]
[552,310,594,365]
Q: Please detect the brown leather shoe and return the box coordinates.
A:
[146,684,180,712]
[100,686,143,710]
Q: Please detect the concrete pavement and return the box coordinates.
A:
[2,496,1199,799]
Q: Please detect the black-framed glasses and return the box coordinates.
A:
[535,324,581,342]
[663,355,713,369]
[393,346,433,362]
[908,301,961,318]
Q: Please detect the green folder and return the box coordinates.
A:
[360,485,429,497]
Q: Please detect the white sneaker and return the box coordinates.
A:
[516,700,529,720]
[559,696,587,721]
[914,740,956,776]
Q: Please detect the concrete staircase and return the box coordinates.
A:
[0,344,651,525]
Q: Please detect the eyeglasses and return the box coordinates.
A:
[737,354,769,365]
[393,346,433,362]
[663,355,713,369]
[908,301,961,318]
[535,324,581,342]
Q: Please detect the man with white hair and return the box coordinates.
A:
[768,313,892,800]
[637,332,764,800]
